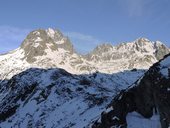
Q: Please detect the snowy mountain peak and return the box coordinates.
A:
[85,38,169,72]
[46,28,74,53]
[20,29,58,63]
[117,38,153,50]
[46,28,56,37]
[19,29,74,63]
[46,28,63,40]
[135,37,150,43]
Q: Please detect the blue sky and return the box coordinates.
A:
[0,0,170,53]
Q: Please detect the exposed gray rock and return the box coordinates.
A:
[21,29,74,63]
[21,29,58,63]
[154,41,170,60]
[57,37,74,54]
[85,43,113,61]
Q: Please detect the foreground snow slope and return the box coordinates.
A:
[0,68,144,128]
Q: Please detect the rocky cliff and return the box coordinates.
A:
[92,54,170,128]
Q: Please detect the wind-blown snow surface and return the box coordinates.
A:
[0,68,145,128]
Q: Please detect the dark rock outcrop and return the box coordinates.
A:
[92,54,170,128]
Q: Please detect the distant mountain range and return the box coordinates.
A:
[0,28,169,128]
[0,28,169,80]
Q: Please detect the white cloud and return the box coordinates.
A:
[0,26,31,53]
[65,32,103,54]
[124,0,151,17]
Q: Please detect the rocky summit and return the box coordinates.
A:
[0,28,170,128]
[20,28,74,63]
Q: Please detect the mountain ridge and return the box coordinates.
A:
[0,28,169,80]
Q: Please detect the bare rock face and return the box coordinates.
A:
[154,41,170,60]
[92,54,170,128]
[21,29,57,63]
[21,28,74,63]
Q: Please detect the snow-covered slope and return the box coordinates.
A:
[0,28,169,80]
[92,53,170,128]
[0,67,144,128]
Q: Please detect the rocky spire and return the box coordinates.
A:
[20,28,74,63]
